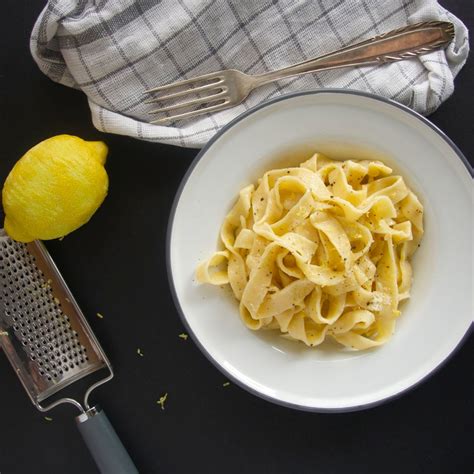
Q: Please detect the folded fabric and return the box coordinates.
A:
[31,0,469,148]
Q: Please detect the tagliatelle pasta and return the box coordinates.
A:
[196,154,423,350]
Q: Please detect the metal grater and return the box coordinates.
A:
[0,230,137,474]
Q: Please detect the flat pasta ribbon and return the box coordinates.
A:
[197,153,423,350]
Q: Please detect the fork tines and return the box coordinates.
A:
[144,72,230,124]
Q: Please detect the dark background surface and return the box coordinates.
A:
[0,1,472,473]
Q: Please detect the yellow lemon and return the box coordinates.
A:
[2,135,108,242]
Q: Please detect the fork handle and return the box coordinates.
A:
[253,21,454,86]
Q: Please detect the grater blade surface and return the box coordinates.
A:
[0,230,108,407]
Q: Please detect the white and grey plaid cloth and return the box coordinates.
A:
[31,0,469,148]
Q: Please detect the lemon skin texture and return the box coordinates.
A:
[2,135,108,242]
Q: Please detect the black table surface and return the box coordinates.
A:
[1,2,473,473]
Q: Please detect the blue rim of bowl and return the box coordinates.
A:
[166,89,473,413]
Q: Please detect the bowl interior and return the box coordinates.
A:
[168,91,472,411]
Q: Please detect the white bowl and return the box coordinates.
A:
[167,90,473,412]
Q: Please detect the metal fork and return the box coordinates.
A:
[144,21,454,124]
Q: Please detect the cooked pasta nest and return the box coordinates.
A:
[197,153,423,350]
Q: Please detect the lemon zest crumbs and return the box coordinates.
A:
[58,236,65,241]
[96,312,104,319]
[0,330,8,336]
[222,382,231,387]
[178,333,188,340]
[137,348,144,357]
[53,297,60,305]
[157,393,168,410]
[44,416,53,422]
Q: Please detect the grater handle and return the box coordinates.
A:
[76,406,138,474]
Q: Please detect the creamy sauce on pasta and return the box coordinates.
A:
[196,153,423,350]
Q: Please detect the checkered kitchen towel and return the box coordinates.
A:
[31,0,469,148]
